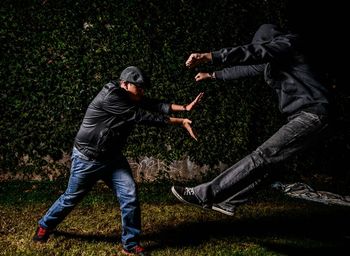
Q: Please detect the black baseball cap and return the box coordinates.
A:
[119,66,150,88]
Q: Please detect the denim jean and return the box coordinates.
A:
[194,111,328,209]
[38,147,140,250]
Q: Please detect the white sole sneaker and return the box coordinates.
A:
[211,205,235,216]
[171,186,203,209]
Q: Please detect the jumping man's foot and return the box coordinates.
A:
[211,204,235,216]
[171,186,236,216]
[171,186,202,207]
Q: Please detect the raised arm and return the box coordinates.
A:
[211,34,297,66]
[170,92,204,112]
[193,64,265,82]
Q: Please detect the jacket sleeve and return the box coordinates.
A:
[135,98,170,126]
[139,97,171,114]
[133,108,170,126]
[212,34,297,66]
[103,91,169,126]
[215,64,265,81]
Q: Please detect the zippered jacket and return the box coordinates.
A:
[74,81,170,160]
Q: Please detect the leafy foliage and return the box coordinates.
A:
[1,0,348,182]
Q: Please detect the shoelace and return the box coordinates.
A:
[184,187,195,196]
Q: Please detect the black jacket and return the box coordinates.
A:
[212,24,329,116]
[74,82,170,160]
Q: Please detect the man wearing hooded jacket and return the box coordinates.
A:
[171,24,330,216]
[33,66,203,255]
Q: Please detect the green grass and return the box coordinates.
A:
[0,180,349,255]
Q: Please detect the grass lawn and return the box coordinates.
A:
[0,180,349,255]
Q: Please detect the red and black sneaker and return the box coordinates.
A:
[32,226,51,242]
[122,245,146,255]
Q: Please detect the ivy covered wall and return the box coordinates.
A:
[1,0,348,185]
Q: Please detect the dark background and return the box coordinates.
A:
[0,0,348,191]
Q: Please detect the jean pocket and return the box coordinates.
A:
[300,111,321,123]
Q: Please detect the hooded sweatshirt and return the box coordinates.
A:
[212,24,329,116]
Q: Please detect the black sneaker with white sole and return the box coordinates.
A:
[211,204,235,216]
[171,186,202,207]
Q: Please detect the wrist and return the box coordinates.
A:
[208,72,215,79]
[204,52,212,62]
[183,105,188,111]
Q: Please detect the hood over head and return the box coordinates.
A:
[252,24,284,43]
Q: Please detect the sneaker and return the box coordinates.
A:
[171,186,202,207]
[122,245,146,255]
[211,204,235,216]
[32,226,51,242]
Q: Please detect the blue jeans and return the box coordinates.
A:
[38,147,140,250]
[194,111,328,209]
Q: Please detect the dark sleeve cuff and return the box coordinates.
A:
[160,103,171,114]
[214,70,224,80]
[211,51,223,65]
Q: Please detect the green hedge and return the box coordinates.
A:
[1,0,348,183]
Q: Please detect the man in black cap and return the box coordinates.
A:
[33,66,203,255]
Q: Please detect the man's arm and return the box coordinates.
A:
[211,34,297,66]
[214,64,265,81]
[141,91,204,114]
[139,98,171,114]
[133,111,197,141]
[168,117,197,141]
[194,64,265,82]
[170,92,204,112]
[185,35,297,69]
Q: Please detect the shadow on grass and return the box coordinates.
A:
[51,204,350,255]
[53,230,119,244]
[5,180,347,255]
[143,206,350,255]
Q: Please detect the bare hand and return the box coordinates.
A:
[185,92,204,111]
[194,72,212,82]
[182,119,198,141]
[185,53,211,69]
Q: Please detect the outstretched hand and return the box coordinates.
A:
[185,53,212,69]
[185,92,204,111]
[182,119,198,141]
[194,72,212,82]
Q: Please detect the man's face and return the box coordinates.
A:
[126,83,144,102]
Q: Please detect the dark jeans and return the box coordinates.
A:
[194,111,328,209]
[38,147,141,250]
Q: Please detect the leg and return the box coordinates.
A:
[102,155,141,251]
[211,177,265,215]
[175,111,328,209]
[195,151,268,206]
[38,148,103,229]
